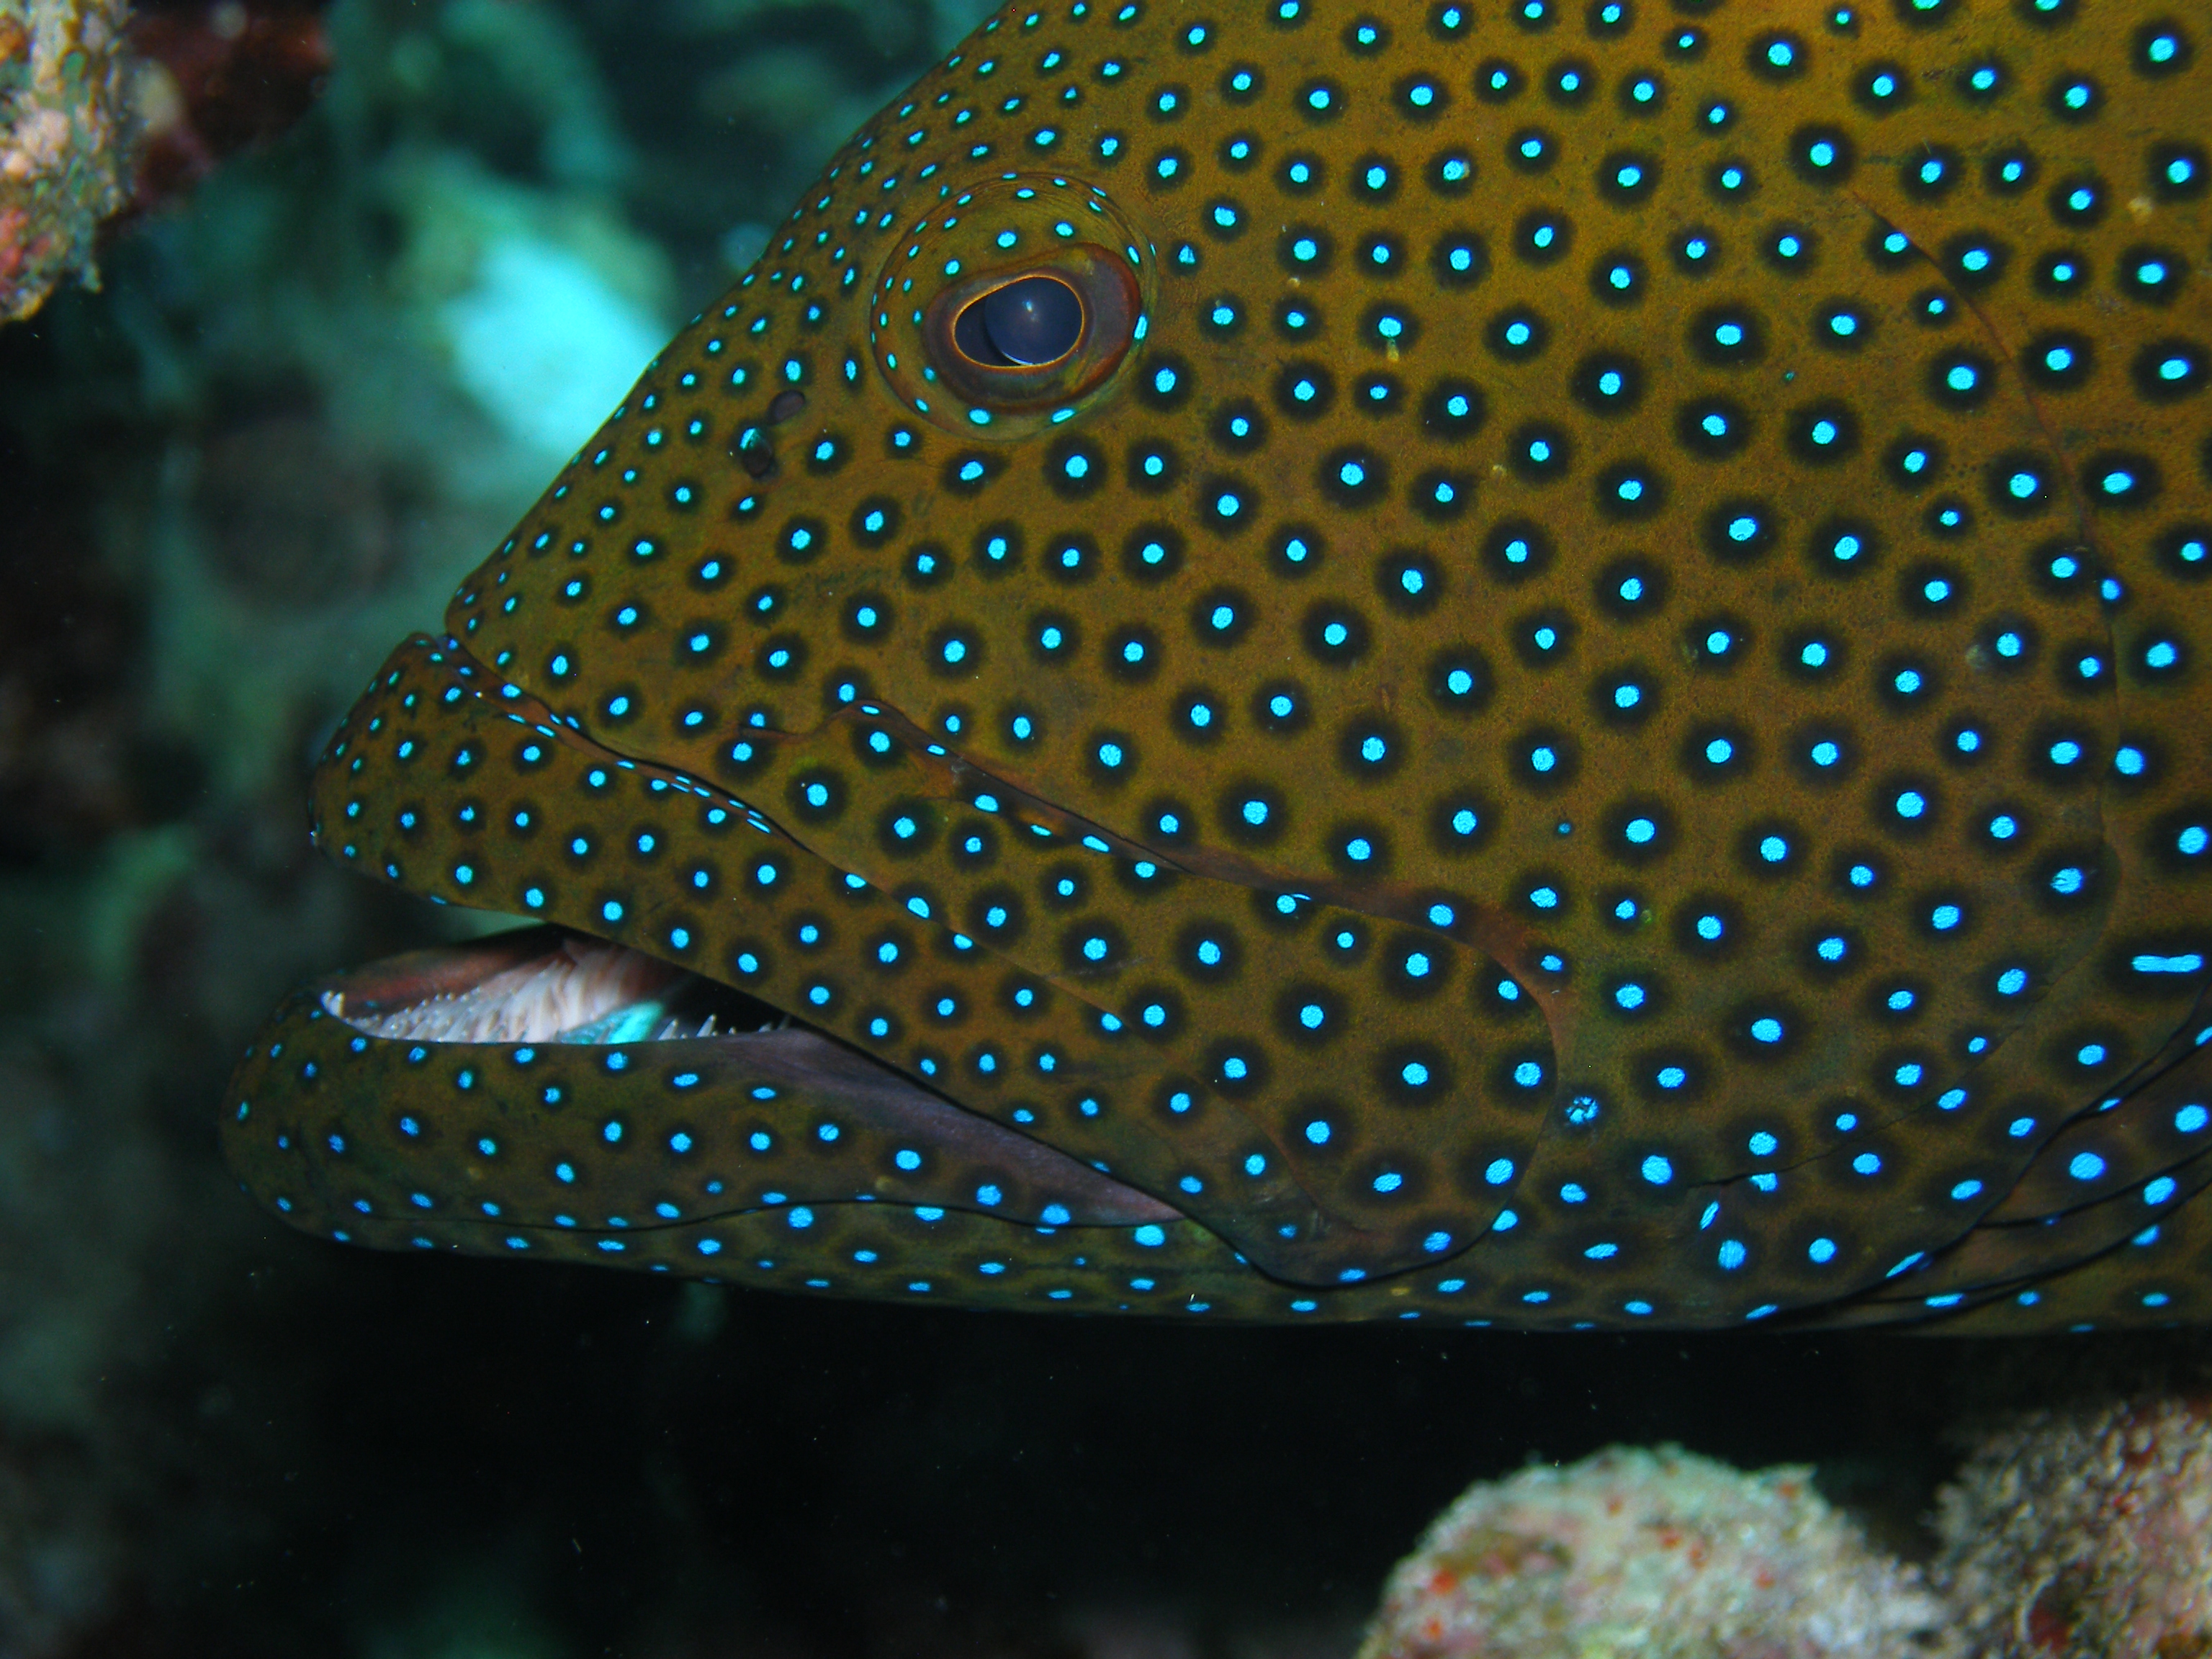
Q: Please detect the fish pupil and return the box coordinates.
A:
[953,275,1084,369]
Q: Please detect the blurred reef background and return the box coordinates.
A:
[1,1,2209,1654]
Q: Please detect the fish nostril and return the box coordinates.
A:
[731,424,777,479]
[766,388,808,424]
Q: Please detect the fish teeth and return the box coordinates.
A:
[322,938,686,1045]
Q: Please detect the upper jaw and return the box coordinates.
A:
[320,928,768,1047]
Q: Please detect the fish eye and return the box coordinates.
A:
[872,174,1152,437]
[953,274,1085,368]
[919,249,1139,418]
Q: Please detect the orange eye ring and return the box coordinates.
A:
[922,248,1140,413]
[870,173,1156,439]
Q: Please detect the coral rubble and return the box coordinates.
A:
[1358,1447,1954,1659]
[1936,1396,2212,1659]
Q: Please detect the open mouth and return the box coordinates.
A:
[232,923,1184,1251]
[222,631,1253,1304]
[320,930,786,1048]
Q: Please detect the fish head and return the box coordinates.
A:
[225,0,2212,1329]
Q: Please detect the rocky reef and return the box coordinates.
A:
[0,0,135,321]
[1,0,335,324]
[1936,1397,2212,1659]
[1359,1397,2212,1659]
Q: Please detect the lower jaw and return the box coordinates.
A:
[225,921,1188,1244]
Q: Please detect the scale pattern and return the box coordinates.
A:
[225,0,2212,1329]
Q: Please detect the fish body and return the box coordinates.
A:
[224,0,2212,1329]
